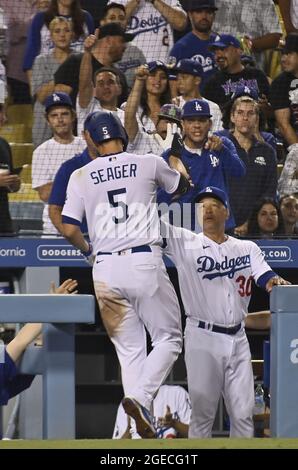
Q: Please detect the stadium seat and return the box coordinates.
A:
[0,123,31,143]
[8,182,39,202]
[7,104,33,128]
[10,143,33,168]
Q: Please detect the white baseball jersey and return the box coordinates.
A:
[175,96,223,133]
[62,152,180,253]
[120,103,155,134]
[113,385,191,439]
[162,223,272,438]
[108,0,185,62]
[162,223,273,325]
[31,136,86,234]
[128,129,164,155]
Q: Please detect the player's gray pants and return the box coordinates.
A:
[93,247,182,411]
[185,318,254,438]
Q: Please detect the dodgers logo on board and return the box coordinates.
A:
[37,245,83,261]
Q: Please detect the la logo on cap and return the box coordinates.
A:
[53,94,61,102]
[206,187,213,192]
[244,86,250,93]
[195,102,202,111]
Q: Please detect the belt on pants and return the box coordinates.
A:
[97,244,152,256]
[198,320,242,335]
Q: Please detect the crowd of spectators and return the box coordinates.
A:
[0,0,297,238]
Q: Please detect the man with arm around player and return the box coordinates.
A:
[162,185,290,437]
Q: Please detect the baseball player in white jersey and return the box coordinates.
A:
[161,186,290,438]
[113,384,191,439]
[61,110,190,438]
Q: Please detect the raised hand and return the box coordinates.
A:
[84,28,99,52]
[204,133,223,151]
[135,64,150,81]
[154,122,180,151]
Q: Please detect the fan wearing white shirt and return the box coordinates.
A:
[32,92,86,234]
[173,58,223,132]
[77,65,124,135]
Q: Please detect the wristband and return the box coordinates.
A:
[81,242,92,257]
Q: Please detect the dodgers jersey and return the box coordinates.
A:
[162,223,273,325]
[109,0,184,62]
[62,152,180,253]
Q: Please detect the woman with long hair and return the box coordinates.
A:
[247,197,285,238]
[124,61,171,146]
[23,0,94,85]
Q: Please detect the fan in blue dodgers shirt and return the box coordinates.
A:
[161,185,290,438]
[169,0,219,92]
[157,99,245,230]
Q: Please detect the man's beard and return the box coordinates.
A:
[193,22,211,34]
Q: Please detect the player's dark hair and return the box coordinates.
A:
[45,0,85,39]
[247,197,285,237]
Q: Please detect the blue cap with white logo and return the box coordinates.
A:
[209,34,241,50]
[182,99,212,119]
[45,92,73,112]
[195,186,228,208]
[175,59,203,77]
[147,60,168,75]
[231,83,259,101]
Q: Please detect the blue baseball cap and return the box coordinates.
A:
[182,99,212,119]
[209,34,241,50]
[45,92,73,112]
[195,186,228,208]
[186,0,218,11]
[175,59,203,77]
[147,60,168,74]
[231,83,259,101]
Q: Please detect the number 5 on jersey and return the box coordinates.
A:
[108,188,129,224]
